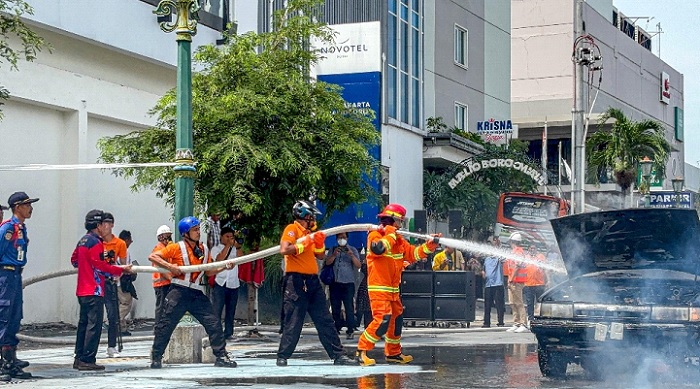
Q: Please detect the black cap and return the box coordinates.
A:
[85,209,106,230]
[103,212,115,223]
[8,192,39,209]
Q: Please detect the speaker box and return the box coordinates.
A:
[413,209,427,234]
[448,210,462,237]
[402,295,433,320]
[434,271,474,295]
[433,296,476,322]
[401,271,434,295]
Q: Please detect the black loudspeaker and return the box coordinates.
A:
[434,271,469,295]
[402,295,433,320]
[414,210,427,234]
[433,296,476,322]
[401,271,434,295]
[448,210,462,237]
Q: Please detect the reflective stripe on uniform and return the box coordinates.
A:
[385,336,401,344]
[368,285,400,293]
[362,330,380,344]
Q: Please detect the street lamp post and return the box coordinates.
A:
[154,0,198,233]
[672,176,684,208]
[639,156,653,208]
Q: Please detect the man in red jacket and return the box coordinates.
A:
[71,210,133,371]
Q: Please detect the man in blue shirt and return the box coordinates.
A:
[482,236,505,328]
[0,192,38,380]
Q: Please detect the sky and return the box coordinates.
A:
[232,1,700,166]
[612,0,700,168]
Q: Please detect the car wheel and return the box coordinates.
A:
[538,346,568,379]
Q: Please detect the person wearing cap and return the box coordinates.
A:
[100,212,127,358]
[71,209,133,371]
[0,192,38,380]
[117,230,137,335]
[148,216,237,369]
[151,225,173,327]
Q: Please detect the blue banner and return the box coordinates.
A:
[649,191,693,209]
[317,72,381,250]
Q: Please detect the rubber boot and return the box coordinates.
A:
[1,347,31,379]
[214,353,237,368]
[355,350,376,366]
[385,353,413,364]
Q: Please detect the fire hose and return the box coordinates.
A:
[18,223,564,344]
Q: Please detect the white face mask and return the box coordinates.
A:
[337,238,348,247]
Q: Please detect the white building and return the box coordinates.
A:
[0,0,228,323]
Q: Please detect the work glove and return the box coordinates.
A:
[425,233,442,251]
[313,231,326,248]
[296,235,315,255]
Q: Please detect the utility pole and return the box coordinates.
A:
[154,0,198,234]
[572,0,586,214]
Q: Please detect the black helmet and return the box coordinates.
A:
[85,209,106,230]
[292,200,321,220]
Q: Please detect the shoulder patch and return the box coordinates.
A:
[287,231,295,238]
[4,232,12,240]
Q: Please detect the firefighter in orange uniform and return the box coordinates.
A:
[151,225,173,327]
[356,203,439,366]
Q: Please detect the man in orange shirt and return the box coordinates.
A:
[505,233,528,333]
[151,225,173,327]
[523,243,547,326]
[356,204,439,366]
[148,216,237,369]
[101,213,127,358]
[276,200,357,367]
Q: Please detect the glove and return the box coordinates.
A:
[383,225,397,236]
[425,233,442,251]
[313,231,326,248]
[295,235,314,255]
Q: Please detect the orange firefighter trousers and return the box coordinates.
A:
[357,298,404,356]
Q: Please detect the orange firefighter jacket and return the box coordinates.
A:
[505,246,527,283]
[151,241,171,288]
[524,252,546,287]
[366,229,435,301]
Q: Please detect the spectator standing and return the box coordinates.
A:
[117,230,137,335]
[505,233,528,333]
[325,232,361,340]
[0,192,38,380]
[210,227,240,339]
[71,210,132,371]
[466,253,484,299]
[431,246,465,271]
[276,200,357,367]
[151,225,173,326]
[354,247,372,329]
[482,236,505,328]
[523,244,547,326]
[148,216,237,369]
[206,213,221,249]
[101,213,127,357]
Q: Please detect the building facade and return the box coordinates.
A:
[511,0,685,209]
[0,0,228,323]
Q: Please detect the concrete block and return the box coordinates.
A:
[163,322,206,364]
[200,336,216,364]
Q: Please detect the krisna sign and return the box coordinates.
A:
[476,119,514,143]
[448,158,546,189]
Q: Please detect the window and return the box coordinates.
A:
[387,0,422,128]
[455,103,468,131]
[454,25,468,68]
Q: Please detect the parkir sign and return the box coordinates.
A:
[448,158,546,189]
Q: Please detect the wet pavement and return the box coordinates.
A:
[6,323,700,388]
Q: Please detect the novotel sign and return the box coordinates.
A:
[449,158,546,189]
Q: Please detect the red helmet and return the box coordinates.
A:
[377,203,407,222]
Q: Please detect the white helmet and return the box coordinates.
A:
[510,232,523,243]
[156,225,172,237]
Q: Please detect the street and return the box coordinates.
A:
[7,324,700,388]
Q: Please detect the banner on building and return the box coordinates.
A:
[649,191,693,209]
[313,21,381,76]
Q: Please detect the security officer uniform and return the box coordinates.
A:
[0,192,39,380]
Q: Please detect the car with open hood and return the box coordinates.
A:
[531,208,700,379]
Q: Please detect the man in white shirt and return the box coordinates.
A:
[210,227,240,339]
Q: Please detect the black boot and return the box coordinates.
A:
[12,347,29,369]
[1,348,31,379]
[214,353,237,368]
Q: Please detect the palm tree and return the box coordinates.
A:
[586,107,671,206]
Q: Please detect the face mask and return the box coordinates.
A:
[337,238,347,247]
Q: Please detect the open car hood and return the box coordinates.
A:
[551,208,700,278]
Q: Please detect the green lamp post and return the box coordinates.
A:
[154,0,198,234]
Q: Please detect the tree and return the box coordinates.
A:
[586,107,671,203]
[98,0,380,244]
[0,0,47,117]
